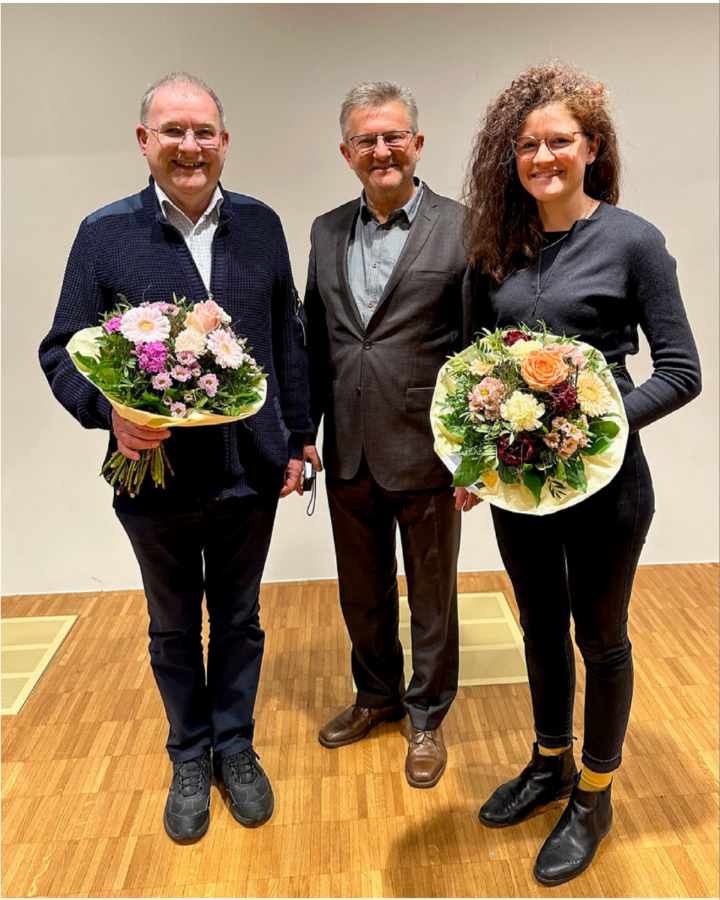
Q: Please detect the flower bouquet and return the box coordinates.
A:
[68,296,267,496]
[431,324,629,514]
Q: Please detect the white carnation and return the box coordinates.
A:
[501,391,545,431]
[508,339,543,362]
[175,327,208,355]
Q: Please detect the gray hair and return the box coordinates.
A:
[140,72,226,131]
[339,81,418,141]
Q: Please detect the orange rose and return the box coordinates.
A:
[186,300,223,334]
[521,348,569,391]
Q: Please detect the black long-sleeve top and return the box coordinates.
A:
[471,202,702,433]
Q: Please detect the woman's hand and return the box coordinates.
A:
[454,487,483,512]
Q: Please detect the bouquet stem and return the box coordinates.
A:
[101,443,175,497]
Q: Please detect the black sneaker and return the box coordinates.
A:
[163,752,211,844]
[216,747,274,828]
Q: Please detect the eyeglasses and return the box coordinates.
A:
[147,125,222,149]
[513,131,588,159]
[346,130,415,155]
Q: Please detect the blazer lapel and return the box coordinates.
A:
[335,202,365,334]
[373,189,440,314]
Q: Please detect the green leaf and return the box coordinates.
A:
[452,456,484,488]
[584,435,612,457]
[601,420,620,437]
[498,460,520,484]
[564,458,588,493]
[556,459,565,481]
[522,469,545,507]
[95,367,122,385]
[72,352,98,372]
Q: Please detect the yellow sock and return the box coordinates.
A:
[579,767,613,791]
[538,744,571,756]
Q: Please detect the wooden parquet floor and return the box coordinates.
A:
[2,564,718,898]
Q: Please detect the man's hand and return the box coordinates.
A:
[112,409,170,461]
[454,487,483,512]
[280,458,304,498]
[304,445,323,472]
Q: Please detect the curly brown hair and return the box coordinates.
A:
[463,61,621,283]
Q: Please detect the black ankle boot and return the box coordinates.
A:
[478,742,577,828]
[533,774,613,886]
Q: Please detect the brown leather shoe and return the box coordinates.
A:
[318,704,406,748]
[405,726,447,788]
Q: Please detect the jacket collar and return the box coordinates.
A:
[335,183,441,332]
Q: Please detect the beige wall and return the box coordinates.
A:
[2,3,718,594]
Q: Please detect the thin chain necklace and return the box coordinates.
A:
[533,199,599,312]
[534,234,568,311]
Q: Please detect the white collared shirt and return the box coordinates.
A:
[155,183,224,292]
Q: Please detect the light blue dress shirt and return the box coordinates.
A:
[347,179,425,328]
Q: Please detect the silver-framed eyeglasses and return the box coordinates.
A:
[347,130,415,155]
[513,131,588,159]
[147,125,222,150]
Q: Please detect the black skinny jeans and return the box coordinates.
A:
[491,434,655,773]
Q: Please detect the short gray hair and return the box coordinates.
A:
[339,81,418,141]
[140,72,226,131]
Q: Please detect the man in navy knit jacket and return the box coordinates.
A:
[39,73,315,843]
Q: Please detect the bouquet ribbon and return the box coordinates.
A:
[431,338,629,515]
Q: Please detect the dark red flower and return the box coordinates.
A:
[497,432,540,467]
[549,382,578,415]
[501,330,533,347]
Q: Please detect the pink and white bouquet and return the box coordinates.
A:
[68,296,266,496]
[431,324,628,513]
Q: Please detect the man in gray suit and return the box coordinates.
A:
[303,82,480,789]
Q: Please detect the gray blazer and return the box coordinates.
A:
[305,184,470,491]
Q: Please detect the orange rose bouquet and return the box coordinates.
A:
[431,324,628,513]
[68,295,267,497]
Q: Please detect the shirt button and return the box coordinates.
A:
[372,262,379,268]
[368,302,375,308]
[363,340,372,350]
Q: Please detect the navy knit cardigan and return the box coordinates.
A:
[39,179,313,514]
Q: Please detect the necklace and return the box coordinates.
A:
[542,233,569,252]
[534,232,569,313]
[533,200,599,312]
[583,198,599,219]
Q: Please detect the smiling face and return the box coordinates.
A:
[515,102,599,214]
[340,101,424,206]
[136,84,229,221]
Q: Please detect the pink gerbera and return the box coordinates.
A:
[120,306,171,344]
[170,402,187,418]
[207,330,244,369]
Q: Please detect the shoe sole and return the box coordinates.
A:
[533,817,613,886]
[405,758,447,790]
[317,709,407,748]
[163,807,210,844]
[478,787,574,829]
[228,792,274,829]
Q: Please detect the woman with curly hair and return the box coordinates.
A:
[465,62,701,886]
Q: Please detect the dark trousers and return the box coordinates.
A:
[491,434,655,773]
[327,456,461,731]
[117,493,278,763]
